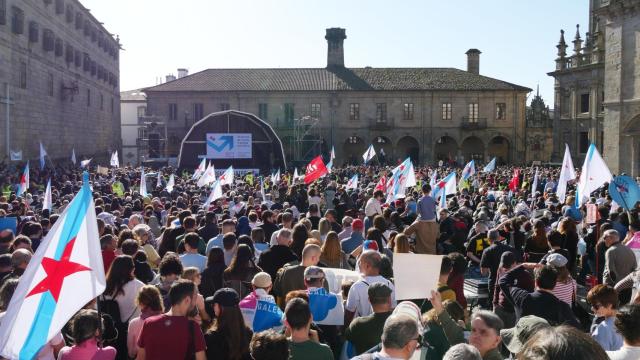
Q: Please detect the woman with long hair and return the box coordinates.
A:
[205,288,253,360]
[320,231,349,269]
[200,247,226,298]
[290,223,309,259]
[558,217,579,273]
[126,285,164,359]
[58,310,117,360]
[318,218,331,243]
[104,255,145,324]
[223,244,262,298]
[393,233,412,254]
[182,267,212,325]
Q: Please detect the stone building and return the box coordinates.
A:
[549,0,640,175]
[143,28,531,166]
[0,0,120,162]
[120,89,146,166]
[525,88,554,163]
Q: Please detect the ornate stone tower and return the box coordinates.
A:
[325,28,347,68]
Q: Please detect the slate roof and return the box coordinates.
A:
[143,67,531,93]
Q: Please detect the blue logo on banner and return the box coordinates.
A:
[254,300,283,332]
[308,288,338,321]
[609,176,640,210]
[207,135,234,152]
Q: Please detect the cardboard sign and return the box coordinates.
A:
[322,268,362,294]
[586,203,597,224]
[393,253,443,300]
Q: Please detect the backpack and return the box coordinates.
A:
[98,295,136,359]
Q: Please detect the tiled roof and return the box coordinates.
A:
[120,89,147,101]
[142,67,531,92]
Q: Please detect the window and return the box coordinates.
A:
[75,12,82,30]
[219,103,230,111]
[29,21,40,43]
[100,93,104,110]
[258,103,268,120]
[441,103,452,120]
[193,103,203,120]
[349,103,360,121]
[83,53,90,71]
[0,0,6,26]
[376,103,387,122]
[284,103,294,123]
[65,5,73,23]
[600,92,605,112]
[11,6,24,35]
[55,0,64,15]
[74,50,81,67]
[65,44,73,63]
[579,131,589,153]
[90,27,96,42]
[43,30,54,51]
[19,61,26,89]
[496,103,506,120]
[47,73,53,96]
[86,88,90,107]
[403,103,414,120]
[580,93,590,113]
[110,97,114,113]
[137,106,146,118]
[168,103,178,121]
[83,20,90,36]
[468,103,479,122]
[310,103,321,118]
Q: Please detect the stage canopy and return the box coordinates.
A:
[177,110,286,174]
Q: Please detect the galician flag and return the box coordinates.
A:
[219,166,234,186]
[405,161,416,188]
[16,162,29,198]
[139,167,148,197]
[110,151,119,168]
[461,160,476,181]
[70,149,76,165]
[192,158,207,180]
[307,288,344,326]
[80,159,92,168]
[39,143,47,170]
[429,171,437,197]
[576,143,612,207]
[362,144,376,164]
[531,167,540,198]
[239,290,284,332]
[0,172,105,360]
[165,174,175,193]
[326,160,333,173]
[346,174,358,190]
[483,158,496,172]
[432,172,457,202]
[203,180,223,208]
[197,164,215,188]
[556,144,576,203]
[385,157,412,203]
[42,179,52,212]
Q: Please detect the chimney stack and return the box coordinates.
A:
[177,68,189,79]
[466,49,481,75]
[166,74,176,82]
[325,28,347,68]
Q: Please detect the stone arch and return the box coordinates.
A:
[461,136,485,162]
[343,136,367,165]
[396,136,420,164]
[434,136,458,162]
[372,135,392,165]
[488,136,510,164]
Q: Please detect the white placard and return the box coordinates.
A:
[392,253,443,300]
[322,268,362,294]
[206,133,252,159]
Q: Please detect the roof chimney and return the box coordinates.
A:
[166,74,176,82]
[325,28,347,68]
[177,68,188,79]
[466,49,481,75]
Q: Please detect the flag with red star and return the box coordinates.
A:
[0,172,105,360]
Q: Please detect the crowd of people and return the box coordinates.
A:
[0,159,639,360]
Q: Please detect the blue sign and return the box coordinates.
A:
[0,217,17,234]
[609,176,640,210]
[206,133,252,159]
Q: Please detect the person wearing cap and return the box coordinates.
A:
[204,287,253,360]
[239,272,276,330]
[345,282,394,355]
[341,218,364,254]
[303,266,341,354]
[403,184,438,255]
[587,284,624,351]
[480,229,515,308]
[137,280,206,360]
[345,250,396,326]
[500,315,550,357]
[284,298,333,360]
[352,312,421,360]
[545,253,577,306]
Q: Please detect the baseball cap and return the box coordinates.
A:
[206,288,239,308]
[546,253,568,268]
[368,282,392,300]
[501,316,550,353]
[352,219,364,230]
[363,240,379,251]
[392,301,424,333]
[304,266,325,281]
[252,272,272,288]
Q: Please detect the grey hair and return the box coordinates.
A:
[360,250,382,270]
[603,229,619,241]
[11,249,31,268]
[381,314,419,350]
[278,228,292,240]
[443,343,482,360]
[471,310,504,336]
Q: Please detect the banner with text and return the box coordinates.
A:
[206,133,252,159]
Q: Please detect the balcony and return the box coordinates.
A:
[370,119,393,131]
[461,117,487,130]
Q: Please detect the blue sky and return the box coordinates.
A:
[83,0,589,105]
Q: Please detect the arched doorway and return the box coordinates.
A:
[397,136,420,164]
[343,136,366,165]
[461,136,485,162]
[488,136,510,164]
[373,136,392,165]
[434,136,458,162]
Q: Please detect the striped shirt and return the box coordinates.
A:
[552,278,577,305]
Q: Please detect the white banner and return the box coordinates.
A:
[206,133,252,159]
[393,253,443,300]
[9,150,22,161]
[323,268,362,295]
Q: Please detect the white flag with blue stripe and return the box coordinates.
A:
[140,167,148,197]
[39,143,47,170]
[362,144,376,164]
[483,157,496,172]
[0,172,105,360]
[346,174,358,190]
[576,143,612,207]
[461,160,475,181]
[42,179,52,212]
[556,144,576,203]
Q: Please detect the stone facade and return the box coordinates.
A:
[144,29,531,166]
[525,89,554,163]
[0,0,120,162]
[120,89,146,166]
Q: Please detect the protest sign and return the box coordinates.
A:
[393,253,443,300]
[323,268,361,294]
[0,218,17,235]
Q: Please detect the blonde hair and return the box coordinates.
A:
[394,233,411,253]
[318,218,331,237]
[299,218,312,231]
[181,267,200,282]
[310,230,322,242]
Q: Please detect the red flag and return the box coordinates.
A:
[509,168,521,192]
[375,175,387,194]
[304,156,328,184]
